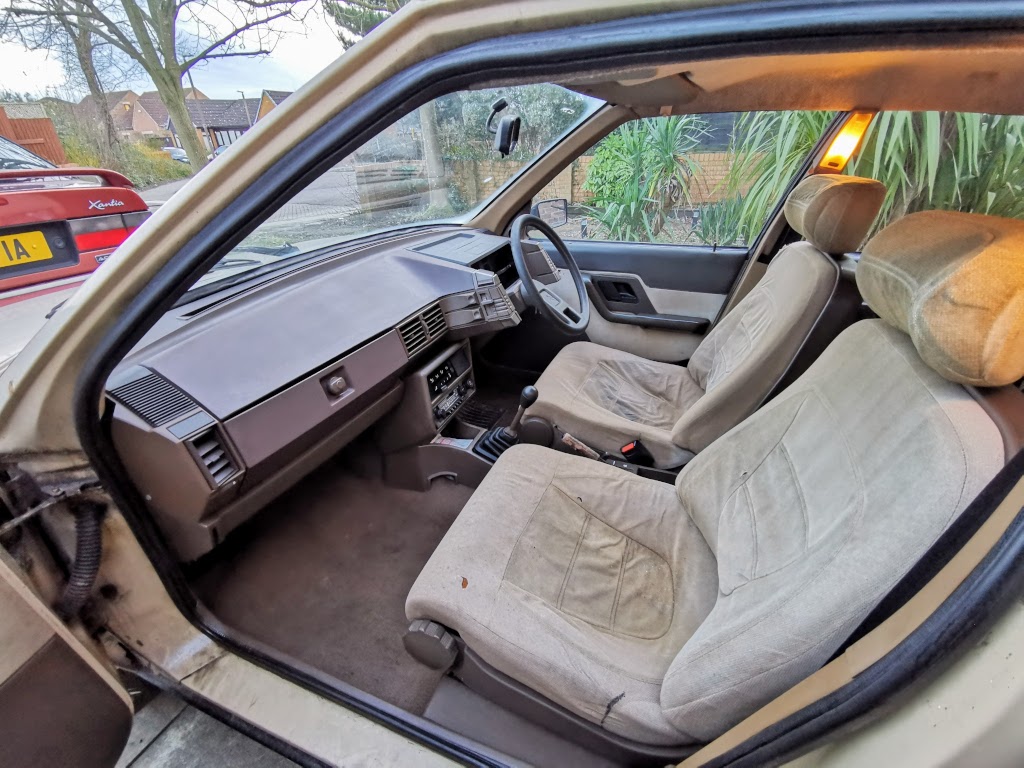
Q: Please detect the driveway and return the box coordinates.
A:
[115,693,296,768]
[143,160,359,228]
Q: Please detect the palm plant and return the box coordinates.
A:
[583,115,709,241]
[691,195,748,247]
[846,111,1024,236]
[720,111,839,243]
[586,182,659,243]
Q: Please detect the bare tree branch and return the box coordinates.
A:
[4,0,316,168]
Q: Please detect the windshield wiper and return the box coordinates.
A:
[208,257,263,273]
[230,243,300,258]
[205,244,302,274]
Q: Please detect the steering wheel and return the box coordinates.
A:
[510,214,590,335]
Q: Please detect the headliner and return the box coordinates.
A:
[560,43,1024,115]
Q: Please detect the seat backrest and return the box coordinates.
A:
[672,175,885,454]
[659,210,1024,742]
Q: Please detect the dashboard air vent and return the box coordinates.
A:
[397,303,447,358]
[190,429,238,487]
[108,371,197,427]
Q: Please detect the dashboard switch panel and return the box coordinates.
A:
[440,272,520,338]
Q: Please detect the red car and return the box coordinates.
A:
[0,136,150,308]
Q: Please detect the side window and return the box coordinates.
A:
[550,111,836,247]
[845,111,1024,239]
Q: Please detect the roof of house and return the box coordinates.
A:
[0,103,48,120]
[176,98,260,130]
[263,90,293,105]
[75,90,136,130]
[137,92,170,129]
[215,98,260,127]
[77,91,133,109]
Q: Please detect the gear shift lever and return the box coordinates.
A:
[504,385,538,439]
[473,385,539,462]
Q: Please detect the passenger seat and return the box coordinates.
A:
[525,174,886,468]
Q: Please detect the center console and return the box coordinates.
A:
[427,347,474,430]
[376,340,498,491]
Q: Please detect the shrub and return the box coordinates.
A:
[583,115,708,241]
[112,143,192,189]
[691,196,748,247]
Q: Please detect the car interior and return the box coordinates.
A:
[97,45,1024,767]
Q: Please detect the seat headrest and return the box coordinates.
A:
[858,210,1024,387]
[783,174,885,255]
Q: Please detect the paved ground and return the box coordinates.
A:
[143,162,359,225]
[115,693,297,768]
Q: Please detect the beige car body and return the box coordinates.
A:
[2,0,1024,765]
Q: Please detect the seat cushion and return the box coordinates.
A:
[406,444,718,744]
[527,341,704,468]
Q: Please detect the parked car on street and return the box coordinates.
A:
[161,146,190,164]
[4,3,1024,768]
[207,144,232,161]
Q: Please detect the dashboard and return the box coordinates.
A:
[105,227,522,560]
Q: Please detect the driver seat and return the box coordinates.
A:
[407,209,1023,745]
[526,174,886,468]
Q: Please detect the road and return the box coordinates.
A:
[143,161,361,229]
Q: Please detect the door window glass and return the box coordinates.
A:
[560,111,836,247]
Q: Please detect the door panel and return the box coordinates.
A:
[0,549,132,768]
[542,240,746,361]
[546,240,746,293]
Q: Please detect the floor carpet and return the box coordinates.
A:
[192,457,475,714]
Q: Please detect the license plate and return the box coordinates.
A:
[0,231,54,269]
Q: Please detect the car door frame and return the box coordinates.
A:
[0,4,1019,768]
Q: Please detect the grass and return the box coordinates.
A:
[62,136,192,190]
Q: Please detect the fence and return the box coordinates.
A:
[354,151,755,213]
[0,107,67,165]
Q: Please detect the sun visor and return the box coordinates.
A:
[563,73,701,109]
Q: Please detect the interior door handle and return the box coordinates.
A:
[596,280,639,304]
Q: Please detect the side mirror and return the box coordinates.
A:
[531,198,568,228]
[493,115,520,158]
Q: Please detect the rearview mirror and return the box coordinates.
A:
[493,115,521,158]
[532,198,568,228]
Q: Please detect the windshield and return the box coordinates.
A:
[0,136,55,171]
[192,84,602,290]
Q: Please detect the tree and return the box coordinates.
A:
[2,5,121,164]
[324,0,453,204]
[323,0,407,50]
[5,0,315,169]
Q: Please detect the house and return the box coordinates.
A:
[169,98,261,152]
[0,103,66,164]
[75,88,207,142]
[256,90,293,121]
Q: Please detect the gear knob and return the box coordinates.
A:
[520,385,539,409]
[505,386,539,439]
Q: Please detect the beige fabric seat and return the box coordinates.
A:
[407,210,1024,745]
[527,174,886,468]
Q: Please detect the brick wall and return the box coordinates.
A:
[358,150,764,212]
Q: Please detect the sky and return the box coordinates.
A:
[0,7,346,101]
